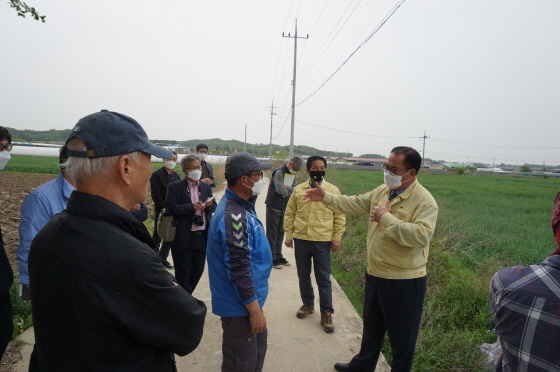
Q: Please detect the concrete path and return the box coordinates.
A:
[14,178,389,372]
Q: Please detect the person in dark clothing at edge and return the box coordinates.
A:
[28,110,206,372]
[166,153,217,294]
[150,150,180,269]
[196,143,216,187]
[0,126,14,361]
[265,156,304,269]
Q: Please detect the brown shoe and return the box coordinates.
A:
[321,310,335,333]
[296,304,315,318]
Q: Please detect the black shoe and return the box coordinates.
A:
[162,260,174,269]
[334,363,360,372]
[272,260,283,269]
[278,258,291,266]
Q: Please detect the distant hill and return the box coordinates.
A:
[5,127,70,143]
[4,127,353,158]
[151,138,353,158]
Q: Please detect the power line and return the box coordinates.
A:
[298,0,362,80]
[277,115,417,138]
[297,0,406,106]
[430,137,560,150]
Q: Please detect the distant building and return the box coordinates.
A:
[326,157,387,169]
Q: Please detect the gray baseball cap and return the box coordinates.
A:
[225,152,273,179]
[66,110,172,159]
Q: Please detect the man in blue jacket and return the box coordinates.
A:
[207,152,273,372]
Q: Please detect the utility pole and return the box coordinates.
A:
[420,130,429,169]
[244,124,247,152]
[267,100,277,159]
[283,19,308,159]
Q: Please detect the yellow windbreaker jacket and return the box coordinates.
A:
[323,180,438,279]
[284,180,346,242]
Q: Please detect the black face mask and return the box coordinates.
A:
[309,170,326,183]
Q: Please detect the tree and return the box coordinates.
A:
[7,0,45,22]
[358,153,387,159]
[519,165,532,173]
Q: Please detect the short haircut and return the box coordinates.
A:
[180,153,200,169]
[227,176,239,188]
[306,155,327,170]
[172,151,178,156]
[0,126,11,143]
[196,143,208,151]
[65,138,140,183]
[391,146,421,173]
[59,146,69,170]
[290,156,304,168]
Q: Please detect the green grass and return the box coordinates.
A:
[326,168,560,371]
[3,155,60,174]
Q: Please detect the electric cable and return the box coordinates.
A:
[297,0,406,106]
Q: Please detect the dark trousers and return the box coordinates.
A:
[152,207,171,260]
[294,239,333,313]
[349,274,427,372]
[170,231,207,294]
[221,315,267,372]
[0,291,12,359]
[265,207,285,261]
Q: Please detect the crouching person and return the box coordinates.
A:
[28,110,206,371]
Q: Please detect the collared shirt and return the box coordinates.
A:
[322,179,438,279]
[490,255,560,371]
[284,179,346,242]
[187,179,206,231]
[17,172,74,286]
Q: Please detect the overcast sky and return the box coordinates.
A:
[1,0,559,165]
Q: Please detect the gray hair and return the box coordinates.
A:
[180,153,200,169]
[291,156,304,168]
[64,138,140,183]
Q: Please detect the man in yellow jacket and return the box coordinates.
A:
[284,155,346,333]
[304,147,438,372]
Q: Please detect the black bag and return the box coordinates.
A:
[157,181,183,242]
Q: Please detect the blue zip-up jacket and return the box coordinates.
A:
[207,188,272,317]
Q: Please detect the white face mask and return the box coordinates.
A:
[188,170,202,181]
[288,167,298,174]
[198,153,207,161]
[384,169,411,189]
[0,151,10,170]
[164,161,176,170]
[245,176,266,196]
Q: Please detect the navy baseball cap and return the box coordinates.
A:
[66,110,172,159]
[225,152,273,179]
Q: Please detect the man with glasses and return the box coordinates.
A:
[304,146,438,372]
[150,151,180,268]
[265,156,304,269]
[207,152,273,372]
[0,127,13,361]
[165,154,216,293]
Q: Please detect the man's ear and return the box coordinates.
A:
[117,155,133,186]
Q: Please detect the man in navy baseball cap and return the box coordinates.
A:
[67,109,172,159]
[29,110,206,371]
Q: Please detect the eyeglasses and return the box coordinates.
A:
[246,171,264,180]
[0,144,12,152]
[382,164,410,176]
[184,166,203,171]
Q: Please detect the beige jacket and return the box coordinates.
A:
[323,180,438,279]
[284,180,346,242]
